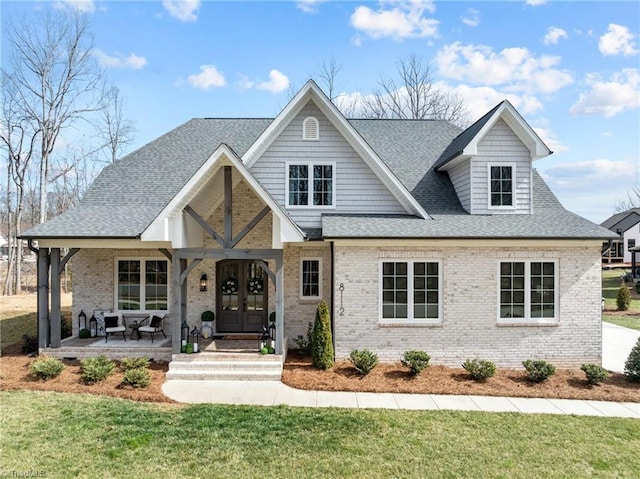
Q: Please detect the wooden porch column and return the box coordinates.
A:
[224,166,232,247]
[171,254,182,354]
[275,256,284,355]
[37,248,50,348]
[49,248,62,348]
[180,258,188,335]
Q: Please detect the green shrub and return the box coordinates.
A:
[293,322,313,355]
[61,314,72,339]
[617,285,631,311]
[401,350,431,376]
[580,364,609,385]
[462,358,497,380]
[349,349,378,376]
[79,328,91,339]
[21,334,38,354]
[120,357,150,371]
[30,357,65,380]
[311,300,334,370]
[80,355,116,384]
[122,368,151,388]
[624,337,640,382]
[522,359,556,382]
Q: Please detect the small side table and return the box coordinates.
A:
[128,322,142,340]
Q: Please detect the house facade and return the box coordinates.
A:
[601,208,640,264]
[23,81,613,367]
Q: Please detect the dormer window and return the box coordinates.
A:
[489,164,515,208]
[302,116,319,140]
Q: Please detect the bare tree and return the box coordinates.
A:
[363,54,468,125]
[97,86,136,164]
[314,57,342,102]
[4,10,103,224]
[614,187,640,213]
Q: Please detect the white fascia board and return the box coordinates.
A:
[244,79,431,220]
[142,144,305,245]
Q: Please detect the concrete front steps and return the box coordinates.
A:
[166,351,285,381]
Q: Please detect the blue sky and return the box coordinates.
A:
[3,0,639,224]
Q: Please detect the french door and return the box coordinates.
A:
[216,260,268,333]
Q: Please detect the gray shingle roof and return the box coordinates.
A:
[600,208,640,232]
[22,115,613,241]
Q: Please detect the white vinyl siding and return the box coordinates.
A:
[447,161,471,212]
[250,101,405,229]
[470,119,532,215]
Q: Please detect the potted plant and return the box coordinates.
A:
[200,311,215,339]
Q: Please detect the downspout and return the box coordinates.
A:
[330,240,335,356]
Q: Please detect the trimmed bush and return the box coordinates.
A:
[120,357,150,371]
[624,337,640,382]
[580,364,609,385]
[522,359,556,382]
[401,350,430,376]
[80,355,116,384]
[30,357,65,380]
[122,368,151,388]
[349,349,378,376]
[293,322,313,356]
[311,300,334,370]
[462,358,497,381]
[617,285,631,311]
[79,328,91,339]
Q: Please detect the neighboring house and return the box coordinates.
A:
[601,208,640,264]
[22,80,614,367]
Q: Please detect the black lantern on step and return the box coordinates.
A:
[181,320,190,352]
[78,310,87,329]
[89,315,98,338]
[268,316,276,349]
[200,274,208,292]
[190,326,200,353]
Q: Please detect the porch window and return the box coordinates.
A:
[300,258,322,299]
[499,261,557,322]
[116,259,168,311]
[287,162,334,207]
[380,261,441,321]
[489,164,514,208]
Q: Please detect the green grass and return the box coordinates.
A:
[1,390,639,479]
[0,309,72,352]
[602,270,640,330]
[602,314,640,331]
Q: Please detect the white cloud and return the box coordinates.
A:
[350,0,439,41]
[163,0,201,22]
[187,65,226,90]
[54,0,95,13]
[570,68,639,117]
[256,70,290,94]
[531,126,568,153]
[461,8,480,27]
[296,0,326,14]
[543,27,568,45]
[526,0,546,6]
[435,42,573,94]
[93,50,146,69]
[541,159,637,190]
[599,24,638,56]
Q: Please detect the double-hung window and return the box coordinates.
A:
[489,164,514,208]
[499,261,557,322]
[116,259,168,311]
[287,163,334,207]
[380,261,441,321]
[300,258,322,300]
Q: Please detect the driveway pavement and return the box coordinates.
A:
[602,321,640,373]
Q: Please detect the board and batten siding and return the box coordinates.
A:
[470,118,532,215]
[250,101,406,229]
[447,160,471,212]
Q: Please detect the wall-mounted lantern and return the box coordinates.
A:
[200,274,208,292]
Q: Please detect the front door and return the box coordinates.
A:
[216,260,268,333]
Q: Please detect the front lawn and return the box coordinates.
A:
[602,269,640,311]
[1,390,639,479]
[603,314,640,331]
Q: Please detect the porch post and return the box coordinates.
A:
[275,255,284,355]
[171,254,182,354]
[180,258,188,333]
[49,248,62,348]
[37,248,50,348]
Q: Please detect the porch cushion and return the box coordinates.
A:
[150,316,163,328]
[104,315,120,329]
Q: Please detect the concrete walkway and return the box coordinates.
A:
[162,380,640,418]
[603,321,640,373]
[162,322,640,418]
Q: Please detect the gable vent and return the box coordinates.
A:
[302,116,319,141]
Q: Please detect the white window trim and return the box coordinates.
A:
[299,257,322,301]
[496,259,559,325]
[378,260,443,325]
[114,257,170,313]
[285,161,336,209]
[487,162,516,210]
[302,116,319,141]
